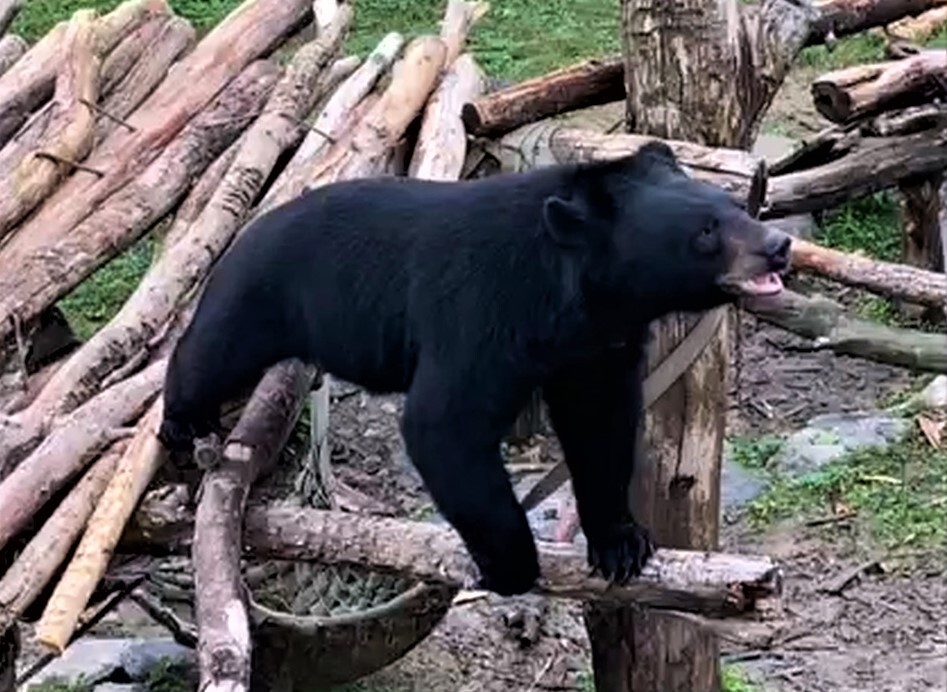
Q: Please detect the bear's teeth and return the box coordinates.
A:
[740,273,784,296]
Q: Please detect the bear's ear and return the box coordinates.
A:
[542,196,589,248]
[634,140,683,176]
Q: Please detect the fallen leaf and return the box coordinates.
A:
[916,415,944,448]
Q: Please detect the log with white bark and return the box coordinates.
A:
[437,0,489,66]
[0,0,22,36]
[0,359,164,552]
[304,35,448,189]
[0,10,100,238]
[35,401,164,653]
[0,34,24,77]
[0,0,166,147]
[131,503,783,618]
[15,28,350,452]
[487,122,767,213]
[790,237,947,308]
[884,5,947,43]
[195,360,315,692]
[744,289,947,373]
[257,31,404,212]
[0,439,126,635]
[764,127,947,218]
[0,0,313,311]
[806,0,947,46]
[812,50,947,124]
[0,60,281,365]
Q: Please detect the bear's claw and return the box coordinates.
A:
[587,520,656,584]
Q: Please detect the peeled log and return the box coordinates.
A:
[0,10,100,238]
[0,61,280,356]
[764,128,947,218]
[0,0,166,147]
[305,35,448,188]
[744,289,947,373]
[462,57,626,138]
[195,360,315,692]
[791,237,947,308]
[812,50,947,124]
[409,54,485,180]
[806,0,947,45]
[487,122,766,214]
[885,5,947,43]
[0,35,25,77]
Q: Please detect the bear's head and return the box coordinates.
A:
[542,141,790,320]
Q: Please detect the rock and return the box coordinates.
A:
[772,411,910,477]
[766,213,817,241]
[119,638,195,681]
[752,132,797,164]
[889,375,947,414]
[94,685,145,692]
[721,455,770,511]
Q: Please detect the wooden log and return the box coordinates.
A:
[0,60,281,359]
[35,401,163,653]
[0,10,100,238]
[461,57,626,139]
[0,0,23,36]
[0,0,313,312]
[790,237,947,308]
[130,502,782,617]
[744,289,947,372]
[0,440,126,635]
[488,122,767,214]
[764,128,947,218]
[439,0,489,66]
[257,31,403,212]
[812,50,947,124]
[0,0,166,147]
[409,54,485,180]
[195,360,315,692]
[0,35,24,77]
[867,104,947,137]
[0,359,164,552]
[304,35,448,189]
[885,5,947,43]
[0,624,14,692]
[807,0,947,46]
[899,174,945,273]
[18,28,349,442]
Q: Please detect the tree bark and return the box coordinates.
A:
[0,358,164,552]
[0,60,280,355]
[0,10,100,238]
[0,34,24,77]
[604,1,814,690]
[0,439,126,636]
[790,236,946,308]
[765,128,947,218]
[487,123,767,214]
[0,0,312,299]
[461,57,626,138]
[35,402,163,653]
[743,288,947,373]
[812,50,947,124]
[0,0,165,148]
[899,174,945,273]
[0,0,23,36]
[195,360,315,692]
[884,5,947,43]
[806,0,947,46]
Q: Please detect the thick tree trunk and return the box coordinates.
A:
[0,61,280,359]
[764,128,947,218]
[806,0,947,46]
[600,1,813,690]
[899,174,945,273]
[461,57,626,138]
[0,34,24,77]
[812,50,947,124]
[195,360,315,692]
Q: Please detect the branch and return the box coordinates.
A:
[487,122,766,214]
[195,360,315,692]
[812,49,947,124]
[743,288,947,373]
[790,238,947,308]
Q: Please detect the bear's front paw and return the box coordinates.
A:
[587,520,655,584]
[472,551,540,597]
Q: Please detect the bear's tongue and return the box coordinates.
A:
[739,272,784,296]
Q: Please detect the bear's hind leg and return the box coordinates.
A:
[400,361,539,597]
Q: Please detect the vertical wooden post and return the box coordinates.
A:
[897,174,944,321]
[583,1,815,690]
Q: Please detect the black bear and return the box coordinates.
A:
[158,141,790,596]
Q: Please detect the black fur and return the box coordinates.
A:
[160,142,790,596]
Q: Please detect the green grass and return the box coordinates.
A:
[797,33,888,71]
[728,434,784,470]
[747,430,947,554]
[722,665,761,692]
[817,192,900,261]
[26,678,92,692]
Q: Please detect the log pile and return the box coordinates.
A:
[0,0,944,686]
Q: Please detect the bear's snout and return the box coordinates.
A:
[763,231,791,273]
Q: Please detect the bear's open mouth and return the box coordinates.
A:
[736,272,784,296]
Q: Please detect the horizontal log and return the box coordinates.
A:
[487,122,766,214]
[806,0,947,46]
[791,238,947,308]
[128,503,782,617]
[812,50,947,124]
[462,57,626,138]
[764,127,947,218]
[743,288,947,373]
